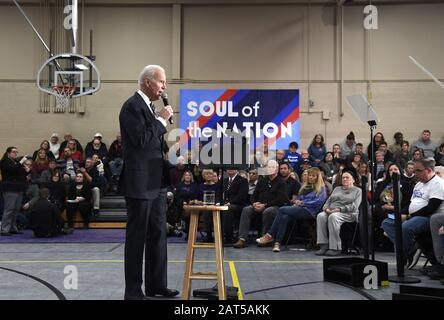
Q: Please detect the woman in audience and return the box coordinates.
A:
[308,134,326,166]
[0,147,27,235]
[373,163,413,251]
[357,162,372,190]
[350,153,362,170]
[315,169,362,256]
[32,149,49,179]
[256,167,327,252]
[66,172,92,229]
[332,163,346,188]
[44,170,67,213]
[412,148,425,162]
[319,152,337,183]
[175,171,198,236]
[367,132,386,158]
[393,140,411,169]
[32,140,55,161]
[65,139,84,164]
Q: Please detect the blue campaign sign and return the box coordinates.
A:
[179,89,300,151]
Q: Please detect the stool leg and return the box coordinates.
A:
[182,211,199,299]
[213,210,226,300]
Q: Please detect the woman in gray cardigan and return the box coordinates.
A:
[316,170,362,256]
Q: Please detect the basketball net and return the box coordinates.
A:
[52,85,76,110]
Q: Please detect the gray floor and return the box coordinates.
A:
[0,241,442,300]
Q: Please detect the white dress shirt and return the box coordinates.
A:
[137,89,167,127]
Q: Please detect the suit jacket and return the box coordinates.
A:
[119,92,167,199]
[223,175,249,206]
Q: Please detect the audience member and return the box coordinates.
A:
[316,169,362,256]
[29,188,65,238]
[107,133,124,181]
[66,172,93,229]
[308,134,326,165]
[257,167,327,252]
[393,140,411,169]
[411,129,437,159]
[49,133,61,159]
[388,132,404,154]
[234,160,287,249]
[85,133,108,160]
[60,133,83,155]
[284,141,301,171]
[339,131,356,160]
[32,140,55,161]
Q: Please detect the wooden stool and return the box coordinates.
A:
[182,204,229,300]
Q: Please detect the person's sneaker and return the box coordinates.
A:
[233,238,247,249]
[325,249,343,256]
[256,233,274,246]
[272,242,281,252]
[315,244,328,256]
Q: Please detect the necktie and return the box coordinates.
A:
[150,103,158,117]
[227,177,233,191]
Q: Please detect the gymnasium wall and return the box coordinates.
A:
[0,0,443,155]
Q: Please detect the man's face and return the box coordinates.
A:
[51,136,58,144]
[355,145,363,153]
[144,69,166,101]
[402,143,409,152]
[64,134,72,142]
[85,159,94,168]
[395,133,403,143]
[414,163,430,183]
[376,153,384,162]
[301,151,309,159]
[406,164,415,176]
[379,144,387,153]
[279,165,290,178]
[422,131,431,141]
[227,169,237,177]
[249,170,258,182]
[267,161,279,176]
[276,150,285,160]
[64,148,71,158]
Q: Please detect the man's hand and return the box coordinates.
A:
[159,105,173,122]
[293,200,303,207]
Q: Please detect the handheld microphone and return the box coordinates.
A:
[161,92,174,125]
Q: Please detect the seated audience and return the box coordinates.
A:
[367,131,386,159]
[32,140,55,161]
[410,129,436,159]
[49,133,61,159]
[393,140,411,169]
[284,141,301,172]
[256,167,327,252]
[221,168,249,245]
[66,172,92,229]
[319,152,337,183]
[32,149,49,179]
[58,147,80,182]
[316,169,362,256]
[388,132,404,155]
[382,159,444,267]
[60,133,83,155]
[38,158,58,183]
[339,131,356,160]
[85,133,108,160]
[234,160,287,249]
[107,133,124,182]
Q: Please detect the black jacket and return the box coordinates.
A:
[67,183,92,204]
[252,175,287,208]
[0,157,26,192]
[29,198,64,233]
[119,92,167,199]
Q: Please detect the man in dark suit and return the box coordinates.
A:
[222,168,249,245]
[119,65,178,300]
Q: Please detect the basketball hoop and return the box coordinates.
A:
[52,85,76,109]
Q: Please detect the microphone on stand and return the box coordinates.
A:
[161,92,174,125]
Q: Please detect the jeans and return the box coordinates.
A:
[109,158,124,177]
[268,206,312,243]
[382,215,430,257]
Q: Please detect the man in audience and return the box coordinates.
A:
[346,142,368,164]
[38,159,58,183]
[221,168,249,245]
[411,129,437,159]
[108,133,124,183]
[82,157,101,216]
[284,141,301,172]
[234,160,287,248]
[85,133,108,160]
[247,168,259,200]
[382,159,444,268]
[403,161,417,187]
[57,147,80,182]
[378,141,394,163]
[29,188,65,237]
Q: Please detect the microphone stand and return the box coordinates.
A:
[388,172,420,283]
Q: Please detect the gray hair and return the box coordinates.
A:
[138,65,164,86]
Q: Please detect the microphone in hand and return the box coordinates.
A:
[161,92,174,125]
